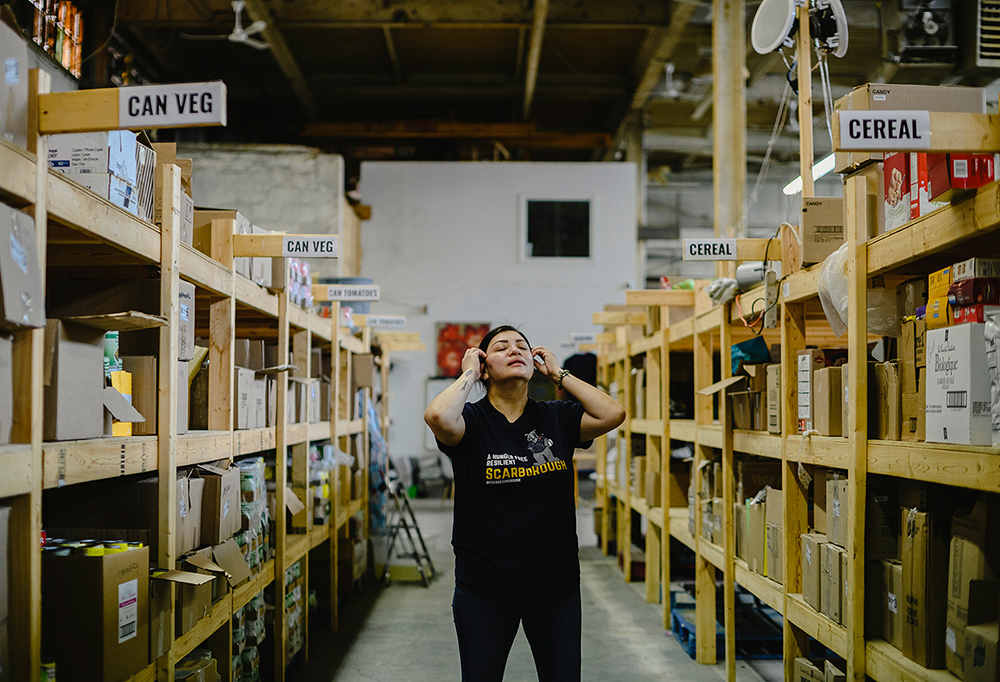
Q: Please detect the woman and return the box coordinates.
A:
[425,325,625,682]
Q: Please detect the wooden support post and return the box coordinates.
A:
[208,294,234,431]
[694,442,717,665]
[796,4,815,199]
[621,351,634,582]
[720,304,736,682]
[274,291,290,677]
[712,0,747,250]
[329,304,341,631]
[660,330,672,630]
[157,163,183,681]
[597,354,612,556]
[10,67,50,681]
[781,299,809,682]
[845,173,870,682]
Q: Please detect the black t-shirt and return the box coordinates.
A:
[437,397,587,597]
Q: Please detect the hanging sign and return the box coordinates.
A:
[837,110,931,150]
[570,332,597,344]
[366,315,406,328]
[119,82,227,128]
[683,238,737,261]
[282,235,338,258]
[325,285,380,301]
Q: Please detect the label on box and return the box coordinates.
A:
[10,234,28,275]
[888,592,898,613]
[946,628,957,652]
[838,111,931,150]
[179,492,187,518]
[682,238,737,261]
[833,498,841,518]
[282,236,338,258]
[119,82,227,128]
[806,545,812,565]
[118,579,138,643]
[223,499,230,519]
[324,285,379,301]
[954,159,969,179]
[180,303,189,322]
[4,58,18,84]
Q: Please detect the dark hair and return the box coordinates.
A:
[562,352,597,388]
[478,325,531,355]
[477,325,531,389]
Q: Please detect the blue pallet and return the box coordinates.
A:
[669,601,784,660]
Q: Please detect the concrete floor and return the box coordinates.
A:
[297,482,780,682]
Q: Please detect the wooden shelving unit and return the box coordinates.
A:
[2,70,372,680]
[595,157,1000,681]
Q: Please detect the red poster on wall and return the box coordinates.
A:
[436,323,490,377]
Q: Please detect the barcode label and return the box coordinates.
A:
[947,391,968,408]
[120,621,136,639]
[953,159,969,179]
[889,593,898,613]
[815,225,844,234]
[118,579,138,643]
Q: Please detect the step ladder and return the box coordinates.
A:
[383,476,438,587]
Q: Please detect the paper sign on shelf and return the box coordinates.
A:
[837,110,931,150]
[325,285,379,301]
[282,235,338,258]
[119,82,227,128]
[366,316,406,328]
[683,238,737,261]
[570,332,597,344]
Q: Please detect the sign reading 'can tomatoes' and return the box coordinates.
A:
[366,316,406,328]
[118,82,228,129]
[325,285,380,301]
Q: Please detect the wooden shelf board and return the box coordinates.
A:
[0,139,36,204]
[625,289,696,307]
[336,418,365,436]
[179,245,232,297]
[339,333,367,355]
[698,424,724,449]
[605,347,628,364]
[308,421,333,441]
[174,593,233,662]
[783,265,823,303]
[284,535,309,565]
[631,497,649,516]
[630,419,662,435]
[42,436,157,489]
[233,427,277,456]
[734,559,784,614]
[286,423,308,445]
[785,593,848,658]
[867,180,1000,276]
[235,275,279,318]
[669,419,697,443]
[695,306,724,334]
[234,560,275,612]
[647,506,665,528]
[866,638,955,682]
[309,524,330,549]
[308,314,333,343]
[0,445,34,499]
[699,539,724,570]
[868,439,1000,492]
[288,304,311,332]
[178,431,232,467]
[668,509,696,552]
[124,662,156,682]
[605,481,622,499]
[786,434,851,468]
[630,334,664,355]
[733,431,781,459]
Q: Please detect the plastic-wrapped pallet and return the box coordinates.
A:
[986,316,1000,446]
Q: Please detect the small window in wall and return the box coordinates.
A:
[525,200,591,258]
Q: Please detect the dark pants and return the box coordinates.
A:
[452,583,581,682]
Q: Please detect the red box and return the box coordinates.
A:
[909,153,947,219]
[928,153,996,203]
[884,152,911,232]
[949,278,1000,306]
[952,304,1000,325]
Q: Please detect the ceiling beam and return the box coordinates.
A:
[299,122,611,149]
[242,0,317,119]
[383,27,403,83]
[522,0,549,121]
[305,82,625,100]
[629,1,698,110]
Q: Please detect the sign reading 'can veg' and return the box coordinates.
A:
[119,82,228,128]
[282,236,338,258]
[325,285,380,301]
[837,110,931,150]
[683,238,737,261]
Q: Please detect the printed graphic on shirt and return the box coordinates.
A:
[484,430,567,485]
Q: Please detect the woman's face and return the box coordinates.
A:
[483,330,533,384]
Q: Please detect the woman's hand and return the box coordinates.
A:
[530,345,562,382]
[462,347,486,382]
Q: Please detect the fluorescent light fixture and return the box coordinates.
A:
[782,153,837,195]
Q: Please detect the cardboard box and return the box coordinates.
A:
[813,367,843,437]
[802,533,827,611]
[827,475,848,549]
[234,367,254,430]
[252,376,266,429]
[910,153,949,219]
[632,457,646,499]
[0,21,29,150]
[874,361,902,441]
[308,378,321,424]
[898,277,929,319]
[766,522,783,584]
[822,542,844,624]
[926,296,953,330]
[840,365,851,438]
[266,376,278,427]
[0,203,44,330]
[48,130,138,179]
[800,197,845,266]
[766,487,783,527]
[795,658,825,682]
[825,660,845,682]
[950,279,1000,307]
[645,471,661,508]
[814,468,829,534]
[965,619,1000,682]
[947,495,1000,678]
[929,154,997,203]
[352,353,375,390]
[151,143,195,244]
[901,318,927,394]
[175,549,214,636]
[766,364,782,434]
[197,463,241,545]
[735,502,748,561]
[137,475,201,557]
[902,509,949,668]
[867,477,900,561]
[731,391,762,430]
[902,392,924,442]
[954,260,1000,284]
[0,334,11,446]
[747,498,767,576]
[193,209,252,278]
[884,153,911,233]
[42,545,149,682]
[883,559,904,650]
[119,356,188,436]
[926,324,992,446]
[737,460,782,502]
[796,349,846,433]
[834,84,986,174]
[954,305,1000,326]
[929,266,954,298]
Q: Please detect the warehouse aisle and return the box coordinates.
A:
[298,481,771,682]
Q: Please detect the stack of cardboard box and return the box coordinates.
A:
[794,658,845,682]
[797,349,848,434]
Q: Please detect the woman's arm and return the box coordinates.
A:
[532,346,625,442]
[424,347,485,446]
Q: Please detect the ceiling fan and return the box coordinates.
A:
[181,1,270,50]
